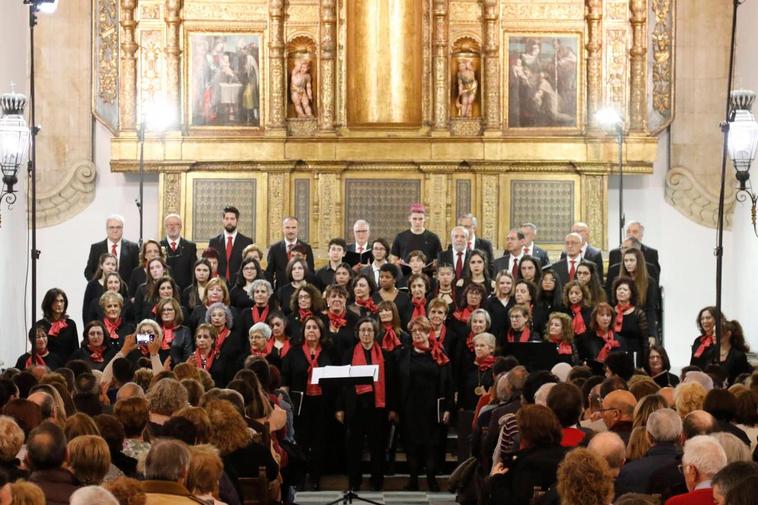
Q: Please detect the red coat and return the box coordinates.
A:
[665,487,714,505]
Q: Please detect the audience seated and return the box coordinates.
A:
[27,421,82,505]
[665,435,727,505]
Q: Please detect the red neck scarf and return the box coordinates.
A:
[570,304,587,335]
[614,303,631,333]
[475,354,495,372]
[549,335,573,355]
[327,310,348,330]
[433,324,447,346]
[507,326,531,343]
[88,344,106,364]
[265,337,291,358]
[252,305,270,324]
[25,352,47,368]
[381,324,402,352]
[352,344,385,407]
[298,308,312,321]
[214,327,230,353]
[161,324,175,350]
[595,329,620,362]
[453,305,477,323]
[150,304,158,316]
[194,348,216,370]
[48,318,68,336]
[250,344,268,358]
[693,334,715,358]
[303,343,322,396]
[411,333,449,366]
[355,297,379,314]
[465,331,476,352]
[411,297,427,320]
[103,317,122,341]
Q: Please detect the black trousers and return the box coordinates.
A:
[294,395,328,480]
[346,395,387,488]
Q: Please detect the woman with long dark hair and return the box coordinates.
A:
[82,253,118,323]
[181,258,212,312]
[133,257,169,321]
[617,248,659,340]
[276,258,310,315]
[689,305,720,370]
[719,319,752,384]
[644,344,678,387]
[128,239,165,297]
[376,300,410,354]
[287,283,324,344]
[611,277,649,367]
[534,273,561,336]
[230,256,263,310]
[575,260,606,306]
[456,250,494,301]
[37,288,79,364]
[576,302,625,366]
[69,321,117,371]
[155,297,193,366]
[518,255,542,287]
[561,280,592,343]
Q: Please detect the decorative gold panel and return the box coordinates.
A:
[191,178,256,241]
[510,179,575,244]
[648,0,675,134]
[456,179,472,218]
[343,179,421,241]
[93,0,119,131]
[294,178,311,241]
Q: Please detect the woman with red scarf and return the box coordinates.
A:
[70,321,117,371]
[265,311,292,367]
[82,253,118,323]
[188,323,223,380]
[561,280,593,342]
[455,308,492,411]
[455,250,494,304]
[690,305,721,370]
[99,291,135,349]
[428,298,455,357]
[281,316,339,491]
[36,288,79,365]
[348,273,379,318]
[611,277,650,368]
[544,312,577,364]
[189,277,240,334]
[287,284,324,345]
[336,317,396,492]
[449,283,488,364]
[408,273,432,323]
[372,263,411,330]
[248,322,273,359]
[155,297,193,366]
[506,303,540,344]
[85,271,133,325]
[275,258,310,315]
[15,324,63,370]
[320,285,359,360]
[240,278,276,338]
[397,317,452,492]
[376,300,410,354]
[576,302,626,366]
[147,276,184,322]
[133,257,169,321]
[204,302,242,386]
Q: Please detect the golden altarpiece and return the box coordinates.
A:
[93,0,674,257]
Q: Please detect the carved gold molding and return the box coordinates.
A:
[665,166,734,229]
[586,0,603,130]
[629,0,647,132]
[649,0,675,134]
[164,0,182,126]
[268,0,287,133]
[432,0,449,132]
[318,0,336,133]
[482,0,500,132]
[119,0,138,130]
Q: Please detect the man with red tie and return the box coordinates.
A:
[550,232,583,286]
[83,214,140,284]
[160,213,197,290]
[492,229,525,279]
[348,219,371,254]
[265,216,315,290]
[436,226,470,281]
[208,206,253,282]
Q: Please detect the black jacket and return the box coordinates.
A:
[84,239,140,283]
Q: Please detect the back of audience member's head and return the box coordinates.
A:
[36,380,73,419]
[0,415,24,464]
[226,379,256,406]
[604,353,635,381]
[70,485,119,505]
[551,362,572,383]
[68,435,111,485]
[64,412,100,441]
[26,421,67,471]
[73,392,103,417]
[547,383,583,428]
[186,444,224,497]
[726,475,758,505]
[711,432,752,463]
[712,461,758,505]
[64,359,93,379]
[161,417,199,446]
[75,373,99,395]
[603,390,637,420]
[522,371,560,404]
[600,375,628,399]
[568,365,593,385]
[0,379,17,410]
[581,375,605,410]
[173,406,212,444]
[244,358,271,390]
[682,409,717,440]
[116,382,145,402]
[629,379,660,401]
[144,439,191,482]
[632,394,668,429]
[114,397,149,438]
[206,399,253,455]
[94,414,126,456]
[2,399,42,437]
[9,479,46,505]
[612,494,658,505]
[132,369,153,393]
[112,358,135,386]
[172,363,200,382]
[12,372,37,399]
[703,388,738,422]
[148,371,177,390]
[704,364,728,390]
[147,378,187,416]
[517,404,562,447]
[534,383,556,406]
[734,390,758,426]
[683,370,714,391]
[494,356,519,376]
[556,447,614,505]
[103,476,147,505]
[675,382,707,418]
[682,435,728,481]
[646,408,682,443]
[587,431,626,475]
[180,379,203,407]
[26,389,56,423]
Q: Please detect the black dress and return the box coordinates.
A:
[229,285,254,311]
[101,318,136,349]
[275,283,300,315]
[575,331,627,365]
[395,347,453,484]
[15,351,64,371]
[38,317,79,366]
[82,280,105,323]
[486,296,513,348]
[69,345,118,372]
[320,311,359,361]
[616,308,649,367]
[390,229,443,264]
[372,291,412,331]
[720,347,752,384]
[689,335,716,370]
[455,338,494,411]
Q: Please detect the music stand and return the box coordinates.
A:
[501,342,562,372]
[313,366,385,505]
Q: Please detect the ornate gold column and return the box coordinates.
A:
[164,0,182,126]
[432,0,449,133]
[268,0,286,133]
[482,0,500,133]
[585,0,602,130]
[119,0,138,130]
[629,0,647,132]
[581,172,608,249]
[319,0,337,133]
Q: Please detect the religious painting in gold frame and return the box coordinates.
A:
[186,29,264,129]
[504,33,582,132]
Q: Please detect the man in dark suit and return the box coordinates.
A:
[458,213,495,275]
[437,226,471,281]
[347,219,371,254]
[608,221,660,274]
[559,222,604,283]
[520,222,550,266]
[606,236,660,288]
[83,214,140,283]
[265,216,315,290]
[207,206,253,282]
[160,213,197,291]
[551,232,584,286]
[492,229,525,278]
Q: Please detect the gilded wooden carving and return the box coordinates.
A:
[119,0,138,130]
[586,0,603,130]
[94,0,119,131]
[343,179,421,241]
[648,0,674,134]
[629,0,647,132]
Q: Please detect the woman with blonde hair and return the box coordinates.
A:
[626,393,668,460]
[674,381,707,418]
[187,444,227,505]
[556,447,614,505]
[9,481,46,505]
[544,312,576,364]
[67,435,111,485]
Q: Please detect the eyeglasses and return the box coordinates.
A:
[355,229,369,233]
[358,328,374,334]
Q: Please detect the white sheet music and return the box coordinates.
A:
[310,365,379,384]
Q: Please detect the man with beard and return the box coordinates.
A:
[208,206,253,282]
